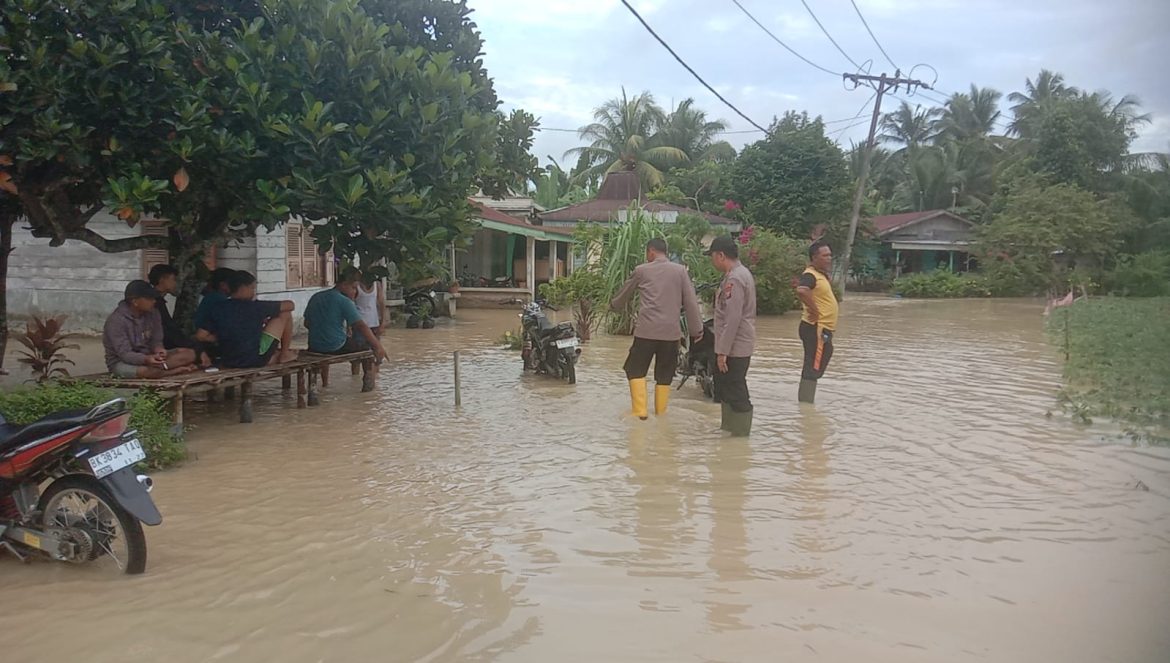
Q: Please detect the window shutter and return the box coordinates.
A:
[286,224,304,288]
[140,220,169,278]
[301,229,320,287]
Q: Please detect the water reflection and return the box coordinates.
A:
[705,438,751,632]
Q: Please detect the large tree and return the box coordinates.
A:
[655,98,735,164]
[566,89,687,192]
[728,112,852,241]
[0,0,525,358]
[1008,69,1079,137]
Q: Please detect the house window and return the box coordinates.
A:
[140,220,215,277]
[286,224,334,289]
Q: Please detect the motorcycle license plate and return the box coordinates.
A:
[555,337,579,349]
[88,439,145,479]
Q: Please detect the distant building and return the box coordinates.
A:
[539,171,741,233]
[870,210,977,276]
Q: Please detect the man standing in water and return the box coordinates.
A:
[706,235,756,436]
[795,240,839,404]
[610,238,703,420]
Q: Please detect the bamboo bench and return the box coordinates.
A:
[72,350,377,434]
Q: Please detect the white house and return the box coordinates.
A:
[8,211,338,332]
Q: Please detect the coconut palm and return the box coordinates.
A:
[656,98,736,163]
[935,85,1004,142]
[566,89,688,191]
[879,101,942,153]
[1008,69,1079,136]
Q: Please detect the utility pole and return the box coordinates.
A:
[835,72,931,295]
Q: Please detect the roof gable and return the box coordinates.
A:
[870,210,974,237]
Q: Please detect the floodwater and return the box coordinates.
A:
[2,296,1169,663]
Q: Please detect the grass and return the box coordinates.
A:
[1047,298,1170,444]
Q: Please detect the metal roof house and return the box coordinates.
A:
[870,209,977,275]
[539,171,741,232]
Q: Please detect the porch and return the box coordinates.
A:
[453,213,576,305]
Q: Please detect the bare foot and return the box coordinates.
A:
[278,349,298,364]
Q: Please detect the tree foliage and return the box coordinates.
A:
[728,112,852,241]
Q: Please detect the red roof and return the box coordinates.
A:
[470,199,532,229]
[869,210,972,236]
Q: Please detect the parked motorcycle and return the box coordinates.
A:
[0,399,161,574]
[520,299,580,384]
[677,283,718,400]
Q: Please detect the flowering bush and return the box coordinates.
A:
[739,226,806,314]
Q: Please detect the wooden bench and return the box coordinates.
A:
[72,351,377,434]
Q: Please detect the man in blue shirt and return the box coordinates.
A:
[195,271,296,368]
[305,267,387,362]
[193,268,235,332]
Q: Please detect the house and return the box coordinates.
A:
[539,171,741,234]
[870,209,977,276]
[468,193,545,221]
[453,200,577,306]
[7,211,341,332]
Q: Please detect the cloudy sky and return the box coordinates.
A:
[466,0,1169,168]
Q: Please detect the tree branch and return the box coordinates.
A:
[60,227,169,253]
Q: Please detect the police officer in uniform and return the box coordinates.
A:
[611,238,703,419]
[706,235,756,436]
[795,240,839,403]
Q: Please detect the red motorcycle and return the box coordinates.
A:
[0,399,161,574]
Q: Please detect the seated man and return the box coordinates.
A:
[193,267,235,332]
[195,271,295,368]
[103,280,199,378]
[305,267,387,361]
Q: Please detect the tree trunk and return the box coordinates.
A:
[0,215,13,373]
[170,234,208,332]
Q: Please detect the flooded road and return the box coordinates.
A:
[2,296,1169,662]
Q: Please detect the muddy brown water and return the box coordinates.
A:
[2,297,1168,662]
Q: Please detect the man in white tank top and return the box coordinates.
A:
[355,273,384,335]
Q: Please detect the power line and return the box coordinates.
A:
[799,0,862,70]
[829,90,878,141]
[618,0,768,133]
[849,0,899,71]
[535,105,883,136]
[729,0,841,77]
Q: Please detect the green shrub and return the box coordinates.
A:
[892,270,991,298]
[1103,251,1170,297]
[740,226,807,314]
[0,382,185,469]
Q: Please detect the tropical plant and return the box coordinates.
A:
[728,112,852,242]
[539,268,606,341]
[880,101,942,153]
[1008,69,1080,137]
[738,227,807,314]
[599,205,665,335]
[935,86,1005,143]
[656,98,735,163]
[14,316,80,383]
[566,89,688,191]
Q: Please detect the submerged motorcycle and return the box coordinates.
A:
[0,399,161,574]
[677,283,718,400]
[520,299,581,384]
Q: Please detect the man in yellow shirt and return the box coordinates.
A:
[795,240,839,404]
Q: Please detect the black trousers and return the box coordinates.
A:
[714,356,752,412]
[624,337,679,384]
[799,321,834,380]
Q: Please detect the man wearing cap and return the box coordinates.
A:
[706,235,756,436]
[795,240,839,404]
[103,280,200,378]
[610,238,703,419]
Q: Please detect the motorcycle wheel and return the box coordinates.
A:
[38,475,147,575]
[562,351,577,385]
[701,357,717,400]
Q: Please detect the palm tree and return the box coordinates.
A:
[879,101,942,153]
[565,89,689,191]
[656,98,736,163]
[936,85,1004,142]
[1008,69,1079,136]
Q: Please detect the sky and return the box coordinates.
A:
[465,0,1170,168]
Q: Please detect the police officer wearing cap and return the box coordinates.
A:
[705,235,757,436]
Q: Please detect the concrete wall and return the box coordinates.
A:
[252,224,326,333]
[8,213,147,332]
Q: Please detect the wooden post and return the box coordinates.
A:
[526,236,536,299]
[308,368,320,406]
[351,360,361,376]
[296,369,307,408]
[361,357,375,392]
[321,364,331,388]
[240,380,254,423]
[171,394,184,437]
[454,350,461,407]
[282,374,292,391]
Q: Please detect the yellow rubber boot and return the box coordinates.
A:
[654,384,671,416]
[629,378,649,420]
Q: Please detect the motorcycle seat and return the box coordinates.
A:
[537,317,556,332]
[0,409,92,453]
